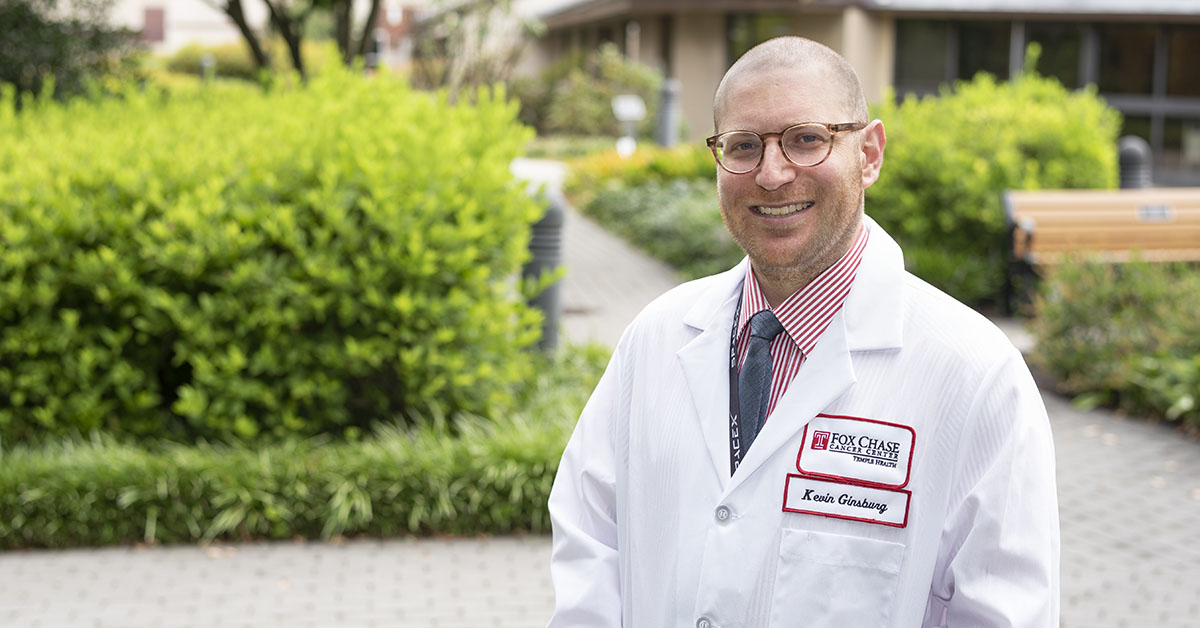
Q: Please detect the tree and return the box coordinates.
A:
[330,0,381,66]
[0,0,139,102]
[412,0,542,100]
[202,0,383,78]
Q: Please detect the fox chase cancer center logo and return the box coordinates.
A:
[817,431,902,467]
[798,415,915,489]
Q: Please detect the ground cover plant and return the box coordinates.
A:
[0,345,609,549]
[0,68,545,445]
[1030,260,1200,429]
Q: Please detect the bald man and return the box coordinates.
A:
[547,37,1059,628]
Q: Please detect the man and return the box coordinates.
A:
[547,36,1059,627]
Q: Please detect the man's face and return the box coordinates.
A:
[715,66,881,287]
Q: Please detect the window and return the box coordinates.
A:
[1167,25,1200,97]
[142,7,164,44]
[1026,22,1082,88]
[1121,115,1153,145]
[894,19,950,94]
[958,21,1011,81]
[728,14,793,65]
[1098,24,1156,95]
[1164,117,1200,169]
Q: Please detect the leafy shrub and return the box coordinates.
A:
[562,145,732,278]
[583,178,740,279]
[164,39,340,81]
[0,70,544,445]
[522,135,618,160]
[511,43,663,137]
[0,345,609,548]
[165,42,260,81]
[564,144,715,208]
[1030,259,1200,427]
[868,64,1121,304]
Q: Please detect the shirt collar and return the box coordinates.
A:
[737,222,871,355]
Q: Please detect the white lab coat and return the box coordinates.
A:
[547,217,1059,628]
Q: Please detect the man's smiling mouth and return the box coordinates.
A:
[752,201,814,217]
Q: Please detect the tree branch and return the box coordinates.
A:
[220,0,269,70]
[263,0,306,77]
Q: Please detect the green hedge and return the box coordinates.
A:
[563,144,715,208]
[0,346,608,548]
[563,146,735,278]
[1030,260,1200,427]
[0,70,544,445]
[586,179,740,279]
[869,65,1121,304]
[165,42,262,81]
[163,39,341,81]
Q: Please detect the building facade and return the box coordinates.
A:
[532,0,1200,184]
[110,0,419,69]
[110,0,266,54]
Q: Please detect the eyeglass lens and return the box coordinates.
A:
[715,124,833,172]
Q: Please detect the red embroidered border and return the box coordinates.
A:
[796,413,916,490]
[781,474,911,529]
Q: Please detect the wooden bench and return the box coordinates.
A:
[1003,187,1200,313]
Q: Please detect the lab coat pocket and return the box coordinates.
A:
[769,529,904,628]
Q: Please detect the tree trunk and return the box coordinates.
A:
[263,0,305,78]
[354,0,382,59]
[334,0,352,65]
[215,0,269,70]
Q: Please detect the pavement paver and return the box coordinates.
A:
[1,158,1198,627]
[0,537,554,628]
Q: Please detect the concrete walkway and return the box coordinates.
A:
[2,159,1198,627]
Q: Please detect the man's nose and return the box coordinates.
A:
[754,139,797,191]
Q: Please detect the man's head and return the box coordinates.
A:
[710,36,885,301]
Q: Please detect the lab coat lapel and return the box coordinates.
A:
[727,311,856,489]
[676,260,747,491]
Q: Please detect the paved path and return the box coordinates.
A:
[2,159,1198,627]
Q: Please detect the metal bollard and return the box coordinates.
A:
[523,190,565,352]
[656,78,681,148]
[200,53,216,81]
[1118,135,1152,189]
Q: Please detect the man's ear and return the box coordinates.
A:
[860,119,886,189]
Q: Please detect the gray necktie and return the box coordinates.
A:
[738,310,785,455]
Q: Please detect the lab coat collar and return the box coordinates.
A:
[844,215,906,352]
[675,216,906,491]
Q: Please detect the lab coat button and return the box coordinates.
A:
[714,505,731,523]
[697,617,713,628]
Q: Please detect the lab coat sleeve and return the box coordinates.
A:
[546,345,627,628]
[931,349,1060,627]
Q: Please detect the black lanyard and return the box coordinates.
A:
[727,295,744,476]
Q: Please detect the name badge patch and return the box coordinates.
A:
[782,474,910,528]
[797,414,915,489]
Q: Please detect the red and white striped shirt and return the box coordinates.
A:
[735,223,870,421]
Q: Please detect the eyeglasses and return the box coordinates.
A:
[706,122,867,174]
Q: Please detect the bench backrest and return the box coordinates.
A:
[1005,187,1200,264]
